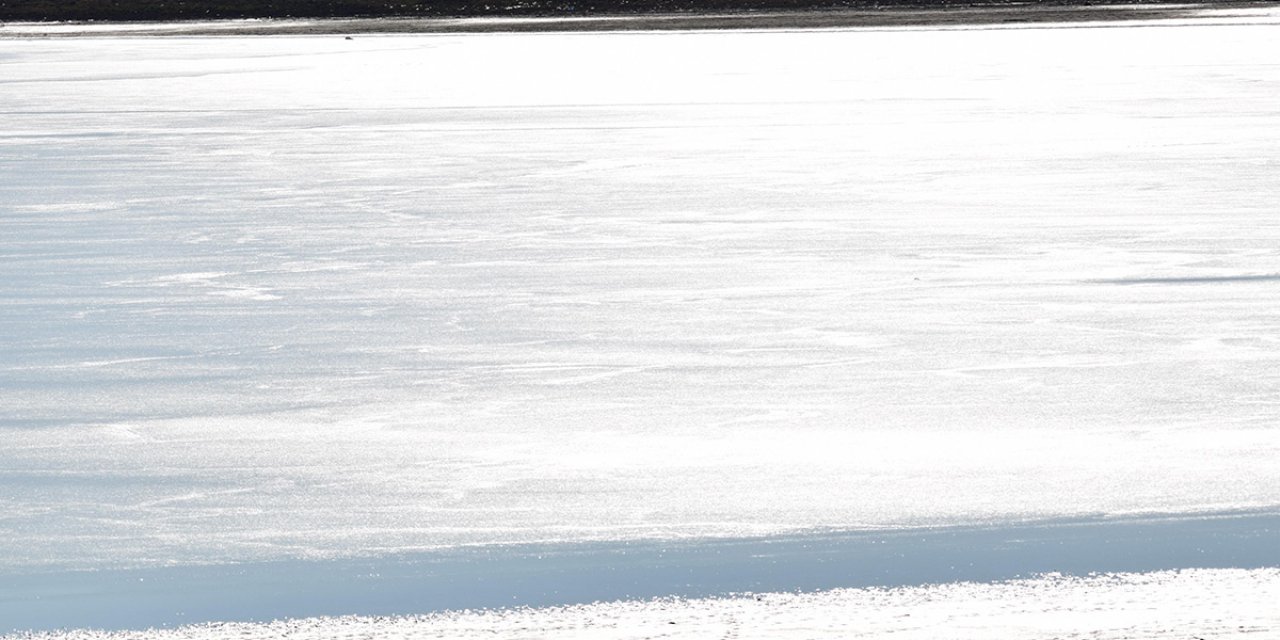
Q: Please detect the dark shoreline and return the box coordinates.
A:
[2,2,1277,35]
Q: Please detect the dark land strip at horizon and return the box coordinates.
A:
[4,509,1278,633]
[2,2,1276,35]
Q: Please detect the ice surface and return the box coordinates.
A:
[3,11,1280,631]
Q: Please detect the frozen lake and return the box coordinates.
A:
[3,9,1280,632]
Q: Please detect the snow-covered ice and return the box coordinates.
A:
[2,8,1280,634]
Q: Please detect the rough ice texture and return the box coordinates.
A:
[3,10,1280,574]
[8,569,1280,640]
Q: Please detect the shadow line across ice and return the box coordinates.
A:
[1094,273,1280,285]
[3,509,1278,633]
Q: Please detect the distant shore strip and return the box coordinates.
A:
[3,2,1274,34]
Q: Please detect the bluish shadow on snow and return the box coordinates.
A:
[3,509,1278,633]
[1093,273,1280,285]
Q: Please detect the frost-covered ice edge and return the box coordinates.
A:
[4,6,1280,637]
[8,569,1280,640]
[3,510,1277,632]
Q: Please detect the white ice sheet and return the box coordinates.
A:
[3,17,1280,578]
